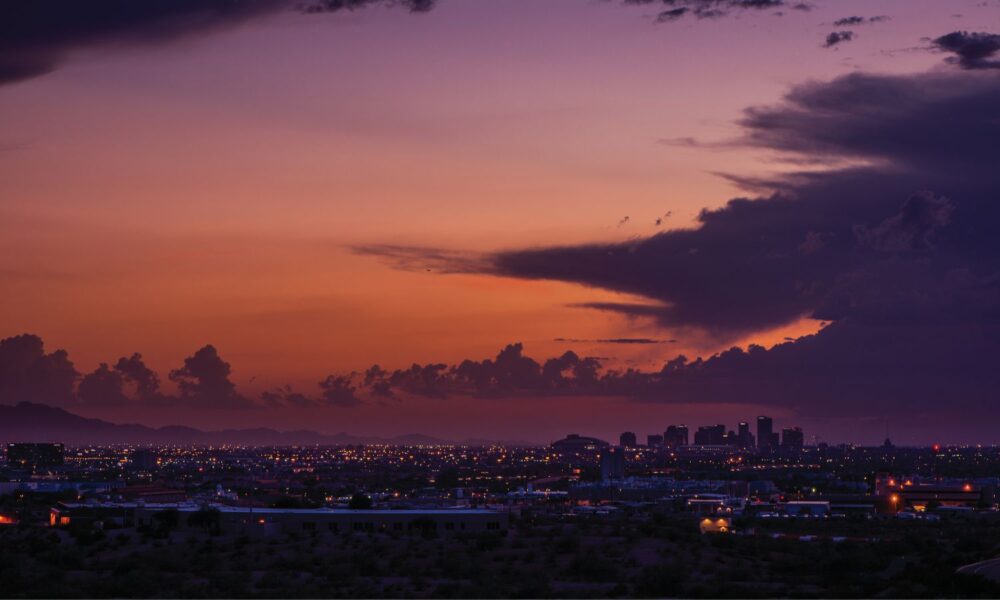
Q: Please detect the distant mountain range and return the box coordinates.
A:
[0,402,533,447]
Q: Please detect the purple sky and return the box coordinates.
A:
[2,0,1000,444]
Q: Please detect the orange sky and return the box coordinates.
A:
[0,0,978,439]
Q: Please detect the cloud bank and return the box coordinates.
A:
[353,64,1000,426]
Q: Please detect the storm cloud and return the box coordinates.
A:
[399,66,1000,425]
[488,70,1000,336]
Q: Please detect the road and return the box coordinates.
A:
[958,557,1000,581]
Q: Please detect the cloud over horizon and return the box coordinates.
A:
[352,62,1000,431]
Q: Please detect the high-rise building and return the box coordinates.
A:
[664,425,689,448]
[693,424,726,446]
[646,434,664,448]
[737,421,756,449]
[781,427,804,449]
[619,431,637,448]
[600,446,626,481]
[757,416,776,449]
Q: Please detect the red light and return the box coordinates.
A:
[932,444,941,452]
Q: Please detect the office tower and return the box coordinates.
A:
[694,424,726,445]
[781,427,804,449]
[737,421,755,449]
[647,434,664,447]
[600,446,626,481]
[619,431,637,448]
[664,425,689,448]
[757,416,775,449]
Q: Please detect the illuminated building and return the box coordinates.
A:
[756,416,779,449]
[737,421,755,449]
[693,424,725,446]
[895,483,984,511]
[781,427,804,449]
[699,516,732,534]
[664,424,688,447]
[550,434,609,455]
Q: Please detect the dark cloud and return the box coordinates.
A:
[75,352,164,406]
[114,353,161,401]
[823,30,855,48]
[655,7,689,22]
[169,345,247,409]
[624,0,795,22]
[78,363,128,406]
[259,375,365,408]
[834,16,865,26]
[0,0,435,86]
[318,374,362,408]
[260,384,314,408]
[360,67,1000,429]
[483,70,1000,340]
[853,191,953,253]
[932,31,1000,69]
[833,15,889,27]
[304,0,435,13]
[0,333,373,410]
[0,334,77,406]
[359,343,607,398]
[364,365,395,398]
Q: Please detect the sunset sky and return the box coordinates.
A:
[3,0,1000,444]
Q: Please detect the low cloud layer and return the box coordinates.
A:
[0,333,367,410]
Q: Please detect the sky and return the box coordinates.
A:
[2,0,1000,444]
